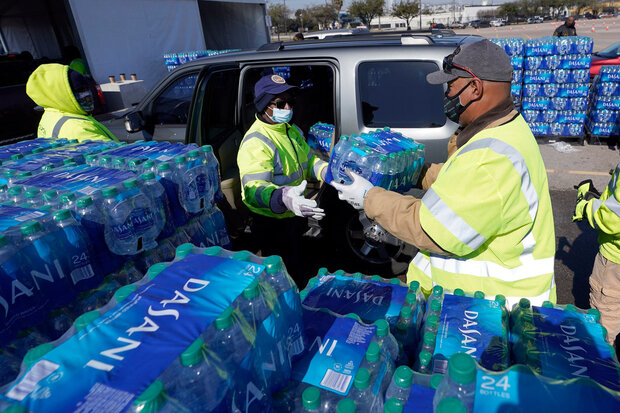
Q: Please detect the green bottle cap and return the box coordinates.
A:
[76,196,93,208]
[418,350,432,367]
[264,255,283,274]
[21,221,42,236]
[123,178,139,189]
[7,187,23,196]
[24,189,39,199]
[232,250,251,262]
[344,313,360,321]
[393,365,413,388]
[423,331,436,346]
[17,171,32,178]
[3,170,15,178]
[113,158,125,167]
[390,278,401,285]
[174,155,187,164]
[519,298,531,309]
[147,263,168,280]
[454,288,465,296]
[354,367,371,390]
[405,292,416,306]
[384,398,404,413]
[541,301,554,308]
[337,398,356,413]
[187,149,200,158]
[302,387,321,410]
[400,305,412,319]
[436,397,466,413]
[10,154,23,161]
[23,343,54,368]
[564,304,578,312]
[201,145,213,153]
[53,209,72,221]
[448,352,476,385]
[432,285,443,297]
[84,154,97,163]
[141,171,156,181]
[317,267,329,276]
[373,319,389,337]
[334,269,346,276]
[114,284,137,303]
[128,159,143,169]
[215,307,233,330]
[371,275,382,282]
[32,147,44,154]
[352,272,363,279]
[42,163,55,171]
[176,243,194,259]
[180,338,204,367]
[588,308,601,322]
[426,314,439,330]
[43,190,59,201]
[2,405,28,413]
[101,186,118,197]
[133,380,166,411]
[243,278,260,300]
[157,162,171,171]
[474,291,485,299]
[430,373,444,389]
[365,342,380,362]
[143,160,155,169]
[74,311,100,332]
[0,234,8,248]
[495,294,506,307]
[62,158,74,165]
[203,246,222,256]
[430,299,442,313]
[307,277,318,289]
[300,290,308,301]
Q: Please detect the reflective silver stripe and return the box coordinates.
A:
[51,116,83,138]
[428,253,554,282]
[242,171,273,186]
[274,169,302,185]
[591,199,602,229]
[412,252,432,278]
[610,164,620,193]
[254,185,269,208]
[312,160,327,179]
[596,195,620,219]
[451,138,539,222]
[504,287,553,310]
[422,188,487,251]
[240,132,277,153]
[273,152,284,175]
[301,161,308,171]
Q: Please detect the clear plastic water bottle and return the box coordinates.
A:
[337,398,357,413]
[157,162,187,227]
[59,193,77,211]
[417,350,433,374]
[125,380,189,413]
[73,310,100,332]
[42,189,61,209]
[330,136,351,183]
[384,365,413,404]
[436,397,467,413]
[372,319,398,363]
[211,207,231,248]
[7,186,25,205]
[297,386,338,412]
[383,398,404,413]
[201,145,223,205]
[102,186,137,255]
[348,368,380,412]
[432,352,476,412]
[204,306,252,367]
[185,149,209,213]
[22,342,55,370]
[123,178,161,251]
[141,172,174,239]
[23,188,42,207]
[112,158,126,170]
[75,196,118,276]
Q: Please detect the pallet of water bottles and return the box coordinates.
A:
[586,66,620,141]
[490,38,525,106]
[163,49,240,71]
[326,128,425,193]
[0,246,306,413]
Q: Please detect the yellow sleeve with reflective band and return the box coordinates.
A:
[419,151,503,257]
[237,133,279,215]
[585,176,620,235]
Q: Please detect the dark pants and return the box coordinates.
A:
[250,212,309,288]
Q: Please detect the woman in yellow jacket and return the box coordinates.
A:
[26,63,117,142]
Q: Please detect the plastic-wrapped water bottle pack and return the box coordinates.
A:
[307,122,334,153]
[163,49,240,71]
[521,36,592,137]
[491,38,524,105]
[586,66,620,138]
[326,128,425,193]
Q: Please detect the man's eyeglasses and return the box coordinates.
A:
[443,55,478,79]
[270,98,295,109]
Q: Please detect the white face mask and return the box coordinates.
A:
[76,90,94,113]
[268,107,293,124]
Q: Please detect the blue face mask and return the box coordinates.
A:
[268,107,293,124]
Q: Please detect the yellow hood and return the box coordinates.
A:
[26,63,86,115]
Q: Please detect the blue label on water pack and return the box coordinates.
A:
[473,365,620,412]
[532,306,620,391]
[434,295,507,372]
[0,206,46,232]
[404,383,435,413]
[522,98,550,110]
[301,316,375,395]
[2,254,261,412]
[303,274,408,322]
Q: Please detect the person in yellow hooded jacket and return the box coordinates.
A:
[26,63,117,142]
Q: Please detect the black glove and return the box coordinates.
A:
[574,179,601,200]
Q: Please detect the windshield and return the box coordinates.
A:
[596,41,620,58]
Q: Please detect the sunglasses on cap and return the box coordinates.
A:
[270,98,295,109]
[443,53,478,80]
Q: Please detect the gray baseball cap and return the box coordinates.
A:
[426,39,513,84]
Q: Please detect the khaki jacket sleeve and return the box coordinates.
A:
[363,187,448,255]
[417,133,457,190]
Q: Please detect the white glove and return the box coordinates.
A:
[282,180,326,220]
[331,170,373,210]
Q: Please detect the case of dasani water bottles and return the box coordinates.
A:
[307,122,334,153]
[491,38,524,105]
[586,66,620,139]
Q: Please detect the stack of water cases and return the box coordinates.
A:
[0,246,305,413]
[163,49,240,71]
[328,128,425,193]
[491,38,525,106]
[586,66,620,139]
[0,139,231,387]
[307,122,334,153]
[522,36,593,137]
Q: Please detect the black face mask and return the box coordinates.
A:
[444,81,473,124]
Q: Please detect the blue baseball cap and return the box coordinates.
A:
[254,74,297,112]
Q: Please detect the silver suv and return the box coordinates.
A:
[123,32,481,275]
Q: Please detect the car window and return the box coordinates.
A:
[201,69,239,144]
[152,72,198,125]
[358,61,446,128]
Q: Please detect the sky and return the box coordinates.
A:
[268,0,513,14]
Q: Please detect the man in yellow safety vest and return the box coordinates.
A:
[332,39,556,308]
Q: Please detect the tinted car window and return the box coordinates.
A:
[202,69,239,144]
[153,72,198,124]
[358,61,446,128]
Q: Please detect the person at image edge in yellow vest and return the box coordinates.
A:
[238,74,328,286]
[573,173,620,346]
[26,63,117,142]
[332,39,556,308]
